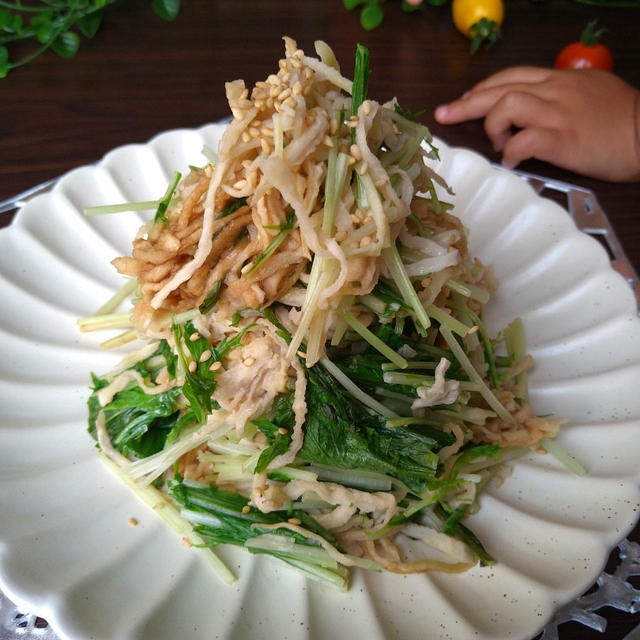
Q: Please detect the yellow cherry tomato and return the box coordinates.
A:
[452,0,504,53]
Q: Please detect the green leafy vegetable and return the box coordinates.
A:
[218,197,248,218]
[198,280,222,315]
[88,374,181,458]
[253,393,295,473]
[297,361,443,494]
[245,212,296,276]
[168,477,350,589]
[172,322,217,424]
[154,171,181,224]
[351,42,370,121]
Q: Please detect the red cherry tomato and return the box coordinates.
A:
[554,20,613,71]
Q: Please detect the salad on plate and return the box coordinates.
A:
[81,37,567,590]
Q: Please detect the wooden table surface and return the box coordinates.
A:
[1,1,639,638]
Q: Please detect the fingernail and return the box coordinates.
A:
[434,105,448,121]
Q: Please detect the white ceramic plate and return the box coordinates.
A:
[1,123,639,640]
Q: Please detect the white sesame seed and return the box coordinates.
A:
[243,357,255,367]
[188,361,197,373]
[209,361,222,372]
[260,139,272,155]
[199,350,212,363]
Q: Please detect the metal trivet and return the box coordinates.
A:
[511,168,640,309]
[0,594,56,640]
[1,173,638,639]
[539,539,640,640]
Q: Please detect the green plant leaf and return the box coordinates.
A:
[78,11,103,38]
[31,13,55,44]
[0,9,12,29]
[6,13,24,35]
[0,46,8,78]
[360,3,384,30]
[50,30,80,58]
[152,0,181,21]
[344,0,367,8]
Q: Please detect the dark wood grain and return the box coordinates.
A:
[1,1,639,638]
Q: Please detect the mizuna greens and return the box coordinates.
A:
[83,37,568,590]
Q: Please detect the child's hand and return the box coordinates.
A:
[434,66,640,182]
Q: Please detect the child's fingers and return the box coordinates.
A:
[482,91,556,152]
[434,79,558,126]
[434,87,509,123]
[465,66,554,95]
[500,126,564,170]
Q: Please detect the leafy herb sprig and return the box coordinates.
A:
[0,0,181,78]
[343,0,446,31]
